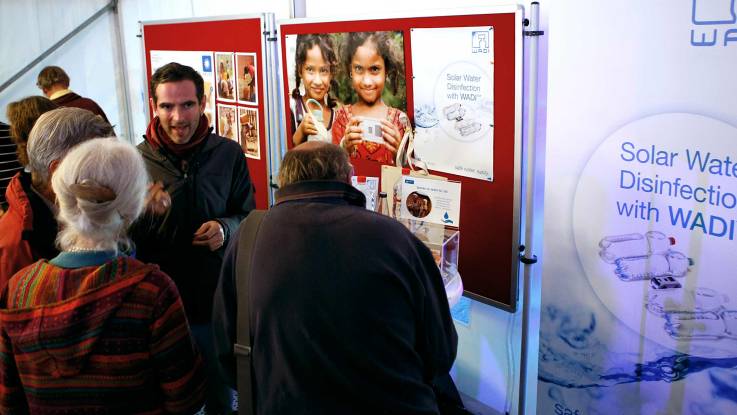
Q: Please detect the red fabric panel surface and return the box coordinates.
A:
[143,17,270,210]
[281,13,520,308]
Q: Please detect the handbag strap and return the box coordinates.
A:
[234,210,267,415]
[395,114,429,175]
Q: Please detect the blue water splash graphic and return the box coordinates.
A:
[538,304,737,388]
[539,304,737,414]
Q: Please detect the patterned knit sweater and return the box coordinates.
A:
[0,253,206,414]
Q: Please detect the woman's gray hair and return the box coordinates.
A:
[52,138,148,253]
[27,107,114,184]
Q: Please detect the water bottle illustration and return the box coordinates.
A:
[645,231,676,255]
[614,252,692,281]
[305,98,329,142]
[665,251,690,277]
[722,310,737,339]
[615,254,670,281]
[599,233,648,263]
[664,311,726,340]
[646,287,728,317]
[599,231,675,263]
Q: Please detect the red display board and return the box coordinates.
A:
[280,9,523,310]
[142,16,270,209]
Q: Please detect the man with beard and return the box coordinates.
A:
[131,62,255,415]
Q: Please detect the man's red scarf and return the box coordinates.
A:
[145,114,211,158]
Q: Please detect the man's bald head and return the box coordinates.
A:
[278,142,353,187]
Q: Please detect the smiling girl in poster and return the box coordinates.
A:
[332,31,408,165]
[291,34,339,145]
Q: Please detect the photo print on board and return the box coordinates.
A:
[239,107,260,159]
[283,31,408,165]
[236,53,258,105]
[217,104,237,141]
[215,52,236,102]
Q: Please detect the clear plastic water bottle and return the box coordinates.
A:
[599,233,649,264]
[305,98,328,142]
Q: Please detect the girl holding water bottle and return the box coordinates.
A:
[291,34,339,146]
[332,31,407,165]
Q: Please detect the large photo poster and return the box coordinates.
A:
[411,27,494,182]
[284,32,408,166]
[149,50,215,127]
[539,1,737,414]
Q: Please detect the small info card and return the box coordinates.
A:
[399,175,461,226]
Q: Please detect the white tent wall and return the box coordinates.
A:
[0,0,291,142]
[0,0,120,133]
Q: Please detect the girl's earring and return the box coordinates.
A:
[298,80,306,96]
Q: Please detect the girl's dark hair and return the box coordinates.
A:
[342,31,404,96]
[292,34,339,108]
[6,96,58,166]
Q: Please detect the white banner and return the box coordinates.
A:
[539,1,737,414]
[410,26,494,181]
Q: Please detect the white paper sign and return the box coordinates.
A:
[400,176,461,226]
[351,176,379,211]
[150,50,216,128]
[410,26,494,182]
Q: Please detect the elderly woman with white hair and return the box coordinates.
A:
[0,138,206,414]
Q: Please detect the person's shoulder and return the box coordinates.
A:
[134,260,179,292]
[136,140,159,161]
[208,132,243,155]
[351,208,414,238]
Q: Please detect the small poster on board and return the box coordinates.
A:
[400,175,461,227]
[236,53,258,105]
[215,52,236,102]
[150,50,216,128]
[410,26,495,182]
[239,107,260,159]
[217,104,237,141]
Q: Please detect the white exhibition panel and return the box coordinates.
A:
[541,0,737,414]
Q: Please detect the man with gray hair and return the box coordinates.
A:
[212,141,464,414]
[0,107,113,288]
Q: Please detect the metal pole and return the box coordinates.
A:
[263,14,285,205]
[110,0,135,142]
[519,2,540,414]
[0,1,115,94]
[290,0,306,18]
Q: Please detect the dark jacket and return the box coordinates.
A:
[131,133,255,324]
[51,91,109,123]
[0,172,58,289]
[212,180,459,415]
